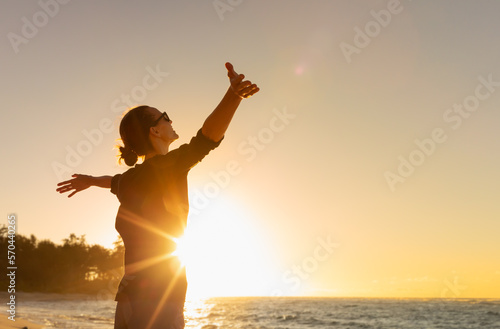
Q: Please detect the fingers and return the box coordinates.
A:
[232,73,245,84]
[227,63,246,83]
[241,87,260,98]
[56,184,69,192]
[57,173,81,186]
[57,179,74,186]
[233,80,253,91]
[56,185,74,194]
[232,80,260,98]
[56,173,86,197]
[225,62,238,78]
[242,85,260,98]
[226,62,259,98]
[56,179,79,194]
[237,83,256,94]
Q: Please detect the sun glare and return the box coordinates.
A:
[97,232,120,250]
[174,195,275,300]
[171,236,191,267]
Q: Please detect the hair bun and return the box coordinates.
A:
[119,146,138,166]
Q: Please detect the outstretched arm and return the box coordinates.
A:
[56,174,112,198]
[201,62,259,142]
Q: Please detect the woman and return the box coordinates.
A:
[56,62,259,328]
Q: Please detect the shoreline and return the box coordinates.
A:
[0,292,114,329]
[0,292,108,302]
[1,292,44,329]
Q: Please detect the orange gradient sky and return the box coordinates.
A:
[2,0,499,298]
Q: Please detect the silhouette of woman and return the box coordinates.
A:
[56,62,259,329]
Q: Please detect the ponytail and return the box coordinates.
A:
[119,146,139,166]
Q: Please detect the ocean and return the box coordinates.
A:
[17,297,500,328]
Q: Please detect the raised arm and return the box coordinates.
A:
[56,174,112,198]
[201,62,259,142]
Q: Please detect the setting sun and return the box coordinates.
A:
[172,195,275,299]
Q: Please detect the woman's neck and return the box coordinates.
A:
[144,145,170,160]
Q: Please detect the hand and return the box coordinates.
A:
[225,62,260,99]
[56,174,93,198]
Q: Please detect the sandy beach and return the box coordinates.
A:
[0,316,44,329]
[0,292,103,329]
[1,292,42,329]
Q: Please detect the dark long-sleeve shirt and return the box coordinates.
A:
[111,129,222,302]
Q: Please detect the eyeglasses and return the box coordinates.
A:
[151,112,171,126]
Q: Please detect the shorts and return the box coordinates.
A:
[114,295,185,329]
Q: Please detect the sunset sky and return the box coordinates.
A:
[2,0,499,298]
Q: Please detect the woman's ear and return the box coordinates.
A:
[149,126,161,137]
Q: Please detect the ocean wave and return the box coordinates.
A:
[298,316,326,326]
[343,321,372,328]
[486,311,500,317]
[18,296,500,329]
[478,300,500,306]
[276,313,299,321]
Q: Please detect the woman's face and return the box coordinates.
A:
[149,107,179,144]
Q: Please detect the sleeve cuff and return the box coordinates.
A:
[197,129,224,150]
[110,174,121,195]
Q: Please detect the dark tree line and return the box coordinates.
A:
[1,226,124,295]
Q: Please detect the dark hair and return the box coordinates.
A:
[118,105,156,166]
